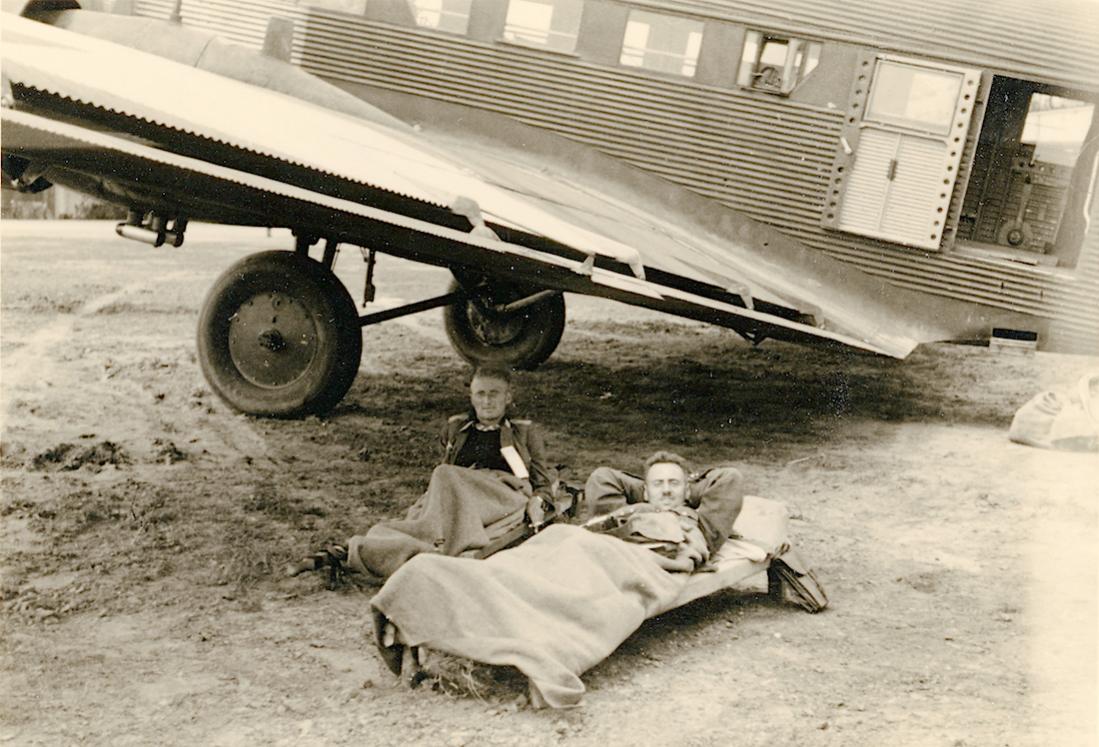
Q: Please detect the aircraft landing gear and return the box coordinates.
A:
[196,251,566,417]
[197,250,362,417]
[443,279,565,371]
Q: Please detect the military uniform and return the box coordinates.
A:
[441,411,556,497]
[346,412,556,578]
[584,465,744,555]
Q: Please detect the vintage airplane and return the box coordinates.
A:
[3,0,1097,417]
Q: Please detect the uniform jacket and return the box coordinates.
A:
[441,412,556,495]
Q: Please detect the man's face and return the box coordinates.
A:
[644,462,689,509]
[469,374,511,425]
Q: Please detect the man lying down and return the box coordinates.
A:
[370,451,775,708]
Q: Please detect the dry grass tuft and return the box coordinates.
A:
[422,650,528,702]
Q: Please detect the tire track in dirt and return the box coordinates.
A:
[2,283,141,403]
[1,276,271,465]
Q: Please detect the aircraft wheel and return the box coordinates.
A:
[197,251,362,417]
[443,281,565,370]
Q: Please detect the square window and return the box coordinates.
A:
[737,30,821,94]
[865,60,963,135]
[297,0,367,14]
[1021,94,1094,167]
[620,9,704,77]
[407,0,472,34]
[503,0,584,54]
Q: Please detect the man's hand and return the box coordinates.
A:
[526,494,546,526]
[653,553,695,573]
[498,473,533,497]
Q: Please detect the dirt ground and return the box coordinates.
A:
[1,220,1096,746]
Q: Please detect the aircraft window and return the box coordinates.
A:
[737,30,820,94]
[502,0,584,54]
[865,61,963,136]
[406,0,472,34]
[298,0,367,14]
[619,10,704,78]
[1021,94,1095,167]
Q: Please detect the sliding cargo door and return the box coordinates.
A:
[823,55,980,250]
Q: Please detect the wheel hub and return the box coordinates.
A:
[466,302,525,346]
[257,328,286,352]
[228,292,317,388]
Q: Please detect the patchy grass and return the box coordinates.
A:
[2,230,1096,744]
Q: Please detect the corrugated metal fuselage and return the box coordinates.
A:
[124,0,1099,353]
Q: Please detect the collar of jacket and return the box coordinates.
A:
[456,414,515,447]
[458,415,511,431]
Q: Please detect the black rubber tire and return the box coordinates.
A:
[443,280,565,370]
[197,251,362,417]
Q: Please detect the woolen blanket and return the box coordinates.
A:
[370,524,690,707]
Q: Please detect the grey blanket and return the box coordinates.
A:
[371,524,689,707]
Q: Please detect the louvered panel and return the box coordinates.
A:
[628,0,1099,91]
[836,130,895,237]
[292,45,834,218]
[820,248,1099,326]
[135,0,294,47]
[133,0,175,18]
[815,237,1078,296]
[1047,328,1099,355]
[818,253,1060,317]
[807,232,1035,285]
[1077,204,1099,281]
[130,1,1099,344]
[883,277,1067,319]
[623,168,825,219]
[647,0,1084,50]
[880,138,947,244]
[537,129,830,216]
[639,160,830,202]
[295,48,839,157]
[294,18,866,263]
[289,24,839,189]
[289,14,845,122]
[382,84,833,171]
[563,151,827,204]
[289,26,842,139]
[542,121,832,179]
[1045,197,1099,349]
[174,0,296,48]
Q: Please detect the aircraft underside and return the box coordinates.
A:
[2,6,977,417]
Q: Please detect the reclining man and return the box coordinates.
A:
[369,451,754,708]
[296,365,556,580]
[584,451,744,561]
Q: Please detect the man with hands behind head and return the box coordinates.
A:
[585,451,744,564]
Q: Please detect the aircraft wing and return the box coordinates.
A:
[2,12,924,357]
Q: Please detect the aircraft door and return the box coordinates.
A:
[822,54,981,251]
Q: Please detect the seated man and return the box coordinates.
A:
[297,366,556,580]
[585,451,743,559]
